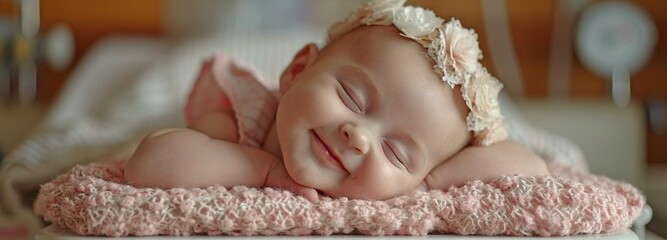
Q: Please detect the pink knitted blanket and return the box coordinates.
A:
[34,162,643,237]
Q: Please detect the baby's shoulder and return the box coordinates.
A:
[455,140,550,177]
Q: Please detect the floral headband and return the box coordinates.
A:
[327,0,507,146]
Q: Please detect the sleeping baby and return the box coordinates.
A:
[124,0,549,202]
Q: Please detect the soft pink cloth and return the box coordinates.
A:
[34,162,643,237]
[185,55,278,148]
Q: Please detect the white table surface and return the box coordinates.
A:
[36,225,640,240]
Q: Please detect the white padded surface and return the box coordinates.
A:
[36,225,639,240]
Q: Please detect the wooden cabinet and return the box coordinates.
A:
[38,0,164,103]
[0,0,164,104]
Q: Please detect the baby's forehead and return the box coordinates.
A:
[323,27,437,80]
[322,26,455,110]
[323,26,423,60]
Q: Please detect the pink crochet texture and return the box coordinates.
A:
[34,162,643,237]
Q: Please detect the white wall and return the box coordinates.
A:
[163,0,364,38]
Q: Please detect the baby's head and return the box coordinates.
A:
[275,0,506,199]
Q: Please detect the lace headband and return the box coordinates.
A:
[327,0,507,146]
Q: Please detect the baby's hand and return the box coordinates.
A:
[265,160,320,203]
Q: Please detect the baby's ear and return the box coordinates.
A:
[279,43,319,94]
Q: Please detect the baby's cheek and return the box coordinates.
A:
[355,168,419,199]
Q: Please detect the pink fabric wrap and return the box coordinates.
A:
[34,162,643,237]
[185,55,278,148]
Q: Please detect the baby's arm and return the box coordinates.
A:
[125,128,320,201]
[125,129,274,188]
[188,109,239,142]
[423,140,550,191]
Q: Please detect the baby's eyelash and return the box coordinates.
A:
[382,140,408,170]
[339,82,363,114]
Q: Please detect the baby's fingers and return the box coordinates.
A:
[294,187,320,203]
[281,184,319,203]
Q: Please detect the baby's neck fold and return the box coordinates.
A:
[262,121,283,161]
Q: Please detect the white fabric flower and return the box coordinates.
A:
[427,29,458,87]
[444,19,482,77]
[393,6,443,40]
[461,69,506,146]
[473,121,508,146]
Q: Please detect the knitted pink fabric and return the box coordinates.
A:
[34,162,643,237]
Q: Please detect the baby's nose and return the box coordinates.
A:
[339,123,371,155]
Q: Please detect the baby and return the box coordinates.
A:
[124,0,549,202]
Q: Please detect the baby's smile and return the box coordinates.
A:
[310,130,349,173]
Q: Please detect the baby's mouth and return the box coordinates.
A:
[311,130,349,173]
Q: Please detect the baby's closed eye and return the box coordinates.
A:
[337,81,364,114]
[382,139,410,171]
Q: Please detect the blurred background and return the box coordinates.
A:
[0,0,664,163]
[0,0,664,239]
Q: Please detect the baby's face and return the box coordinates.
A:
[276,26,470,200]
